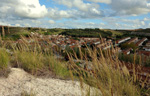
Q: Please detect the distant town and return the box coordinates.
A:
[12,33,150,56]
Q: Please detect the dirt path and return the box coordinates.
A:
[0,68,100,96]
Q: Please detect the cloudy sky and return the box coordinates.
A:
[0,0,150,29]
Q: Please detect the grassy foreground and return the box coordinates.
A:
[0,35,149,96]
[0,36,70,78]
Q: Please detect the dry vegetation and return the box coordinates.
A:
[68,47,147,96]
[0,34,149,96]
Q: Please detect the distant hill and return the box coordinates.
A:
[115,28,150,33]
[114,28,150,37]
[60,29,118,37]
[0,26,28,35]
[103,29,123,36]
[2,25,149,38]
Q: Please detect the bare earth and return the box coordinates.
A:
[0,68,100,96]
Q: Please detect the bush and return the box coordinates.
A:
[15,51,45,74]
[0,48,10,76]
[14,51,69,78]
[45,55,69,78]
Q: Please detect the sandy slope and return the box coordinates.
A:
[0,68,100,96]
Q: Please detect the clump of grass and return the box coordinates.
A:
[13,51,69,78]
[45,55,69,78]
[68,47,143,96]
[21,91,35,96]
[14,51,44,74]
[10,36,70,78]
[0,48,10,77]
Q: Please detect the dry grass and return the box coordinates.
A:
[21,91,35,96]
[1,35,70,78]
[0,34,149,95]
[68,46,143,96]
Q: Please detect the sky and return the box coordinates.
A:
[0,0,150,29]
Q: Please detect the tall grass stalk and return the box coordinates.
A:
[68,46,141,96]
[9,36,69,78]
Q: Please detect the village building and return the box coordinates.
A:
[146,41,150,46]
[143,47,150,51]
[122,48,133,55]
[116,37,131,44]
[126,37,138,44]
[136,38,148,46]
[138,50,150,56]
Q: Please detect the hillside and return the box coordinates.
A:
[60,29,114,37]
[0,26,65,40]
[103,29,123,36]
[0,26,124,39]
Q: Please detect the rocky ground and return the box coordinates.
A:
[0,68,100,96]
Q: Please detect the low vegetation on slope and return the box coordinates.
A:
[0,36,70,78]
[68,47,149,96]
[0,33,149,96]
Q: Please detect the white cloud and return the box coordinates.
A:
[55,0,102,17]
[87,22,95,25]
[101,17,150,29]
[15,0,48,18]
[144,18,150,21]
[141,21,145,26]
[0,0,48,19]
[57,0,99,12]
[110,0,150,15]
[47,8,73,19]
[24,23,31,27]
[15,24,21,27]
[48,20,55,24]
[31,20,41,24]
[87,0,111,4]
[0,0,149,29]
[47,8,102,20]
[0,21,11,26]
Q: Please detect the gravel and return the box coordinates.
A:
[0,68,100,96]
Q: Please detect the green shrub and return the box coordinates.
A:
[14,50,69,78]
[15,51,45,74]
[45,55,69,78]
[0,49,9,69]
[0,48,10,76]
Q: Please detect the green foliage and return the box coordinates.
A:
[3,31,30,40]
[121,43,138,51]
[13,41,70,78]
[145,56,150,67]
[14,50,69,78]
[15,51,45,74]
[118,53,150,67]
[0,48,10,77]
[44,29,65,35]
[61,29,113,37]
[119,53,136,64]
[0,49,9,70]
[45,55,69,78]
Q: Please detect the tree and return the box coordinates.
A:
[121,43,138,52]
[2,26,5,37]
